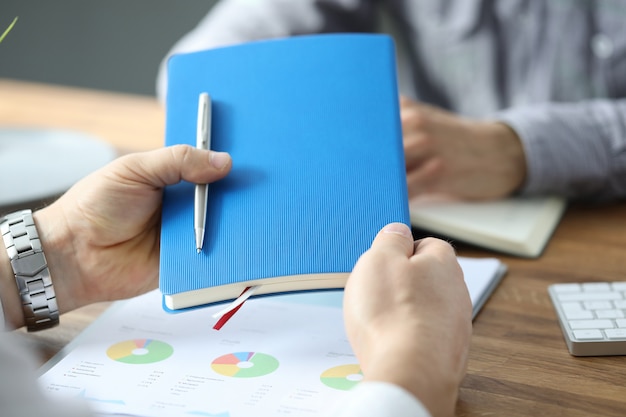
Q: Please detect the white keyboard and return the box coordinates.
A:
[548,282,626,356]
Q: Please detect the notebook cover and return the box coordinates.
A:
[160,34,409,310]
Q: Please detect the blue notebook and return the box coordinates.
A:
[160,34,410,311]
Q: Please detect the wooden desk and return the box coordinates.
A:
[0,78,163,152]
[3,79,626,416]
[458,203,626,416]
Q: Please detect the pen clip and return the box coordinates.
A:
[197,92,211,149]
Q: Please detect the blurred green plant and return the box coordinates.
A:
[0,17,18,43]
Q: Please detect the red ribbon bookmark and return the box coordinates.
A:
[213,301,245,330]
[212,286,258,330]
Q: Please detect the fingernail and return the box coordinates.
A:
[382,222,412,238]
[210,151,231,170]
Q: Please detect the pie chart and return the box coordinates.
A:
[106,339,174,364]
[211,352,279,378]
[320,364,363,390]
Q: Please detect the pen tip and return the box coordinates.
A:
[197,248,201,254]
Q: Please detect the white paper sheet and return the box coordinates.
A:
[38,257,505,417]
[39,290,356,417]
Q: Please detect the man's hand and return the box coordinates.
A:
[401,97,527,200]
[33,145,232,315]
[344,223,472,417]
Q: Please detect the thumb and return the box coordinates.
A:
[369,222,415,258]
[116,144,232,187]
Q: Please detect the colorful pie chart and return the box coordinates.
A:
[106,339,174,364]
[211,352,279,378]
[320,364,363,390]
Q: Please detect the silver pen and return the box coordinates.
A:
[195,92,211,253]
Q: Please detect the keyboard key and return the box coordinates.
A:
[583,301,613,310]
[572,329,604,340]
[557,292,622,301]
[605,329,626,340]
[564,310,594,320]
[582,283,612,292]
[560,302,584,312]
[617,319,626,328]
[569,319,614,330]
[552,284,582,293]
[595,309,625,319]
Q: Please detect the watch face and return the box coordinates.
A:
[0,128,116,206]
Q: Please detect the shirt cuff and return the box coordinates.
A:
[326,381,432,417]
[493,101,616,199]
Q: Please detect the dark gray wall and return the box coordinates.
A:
[0,2,412,97]
[0,1,217,96]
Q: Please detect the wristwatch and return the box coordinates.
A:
[1,209,59,331]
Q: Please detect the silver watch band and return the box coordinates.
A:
[1,209,59,331]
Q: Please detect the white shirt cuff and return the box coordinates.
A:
[327,381,432,417]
